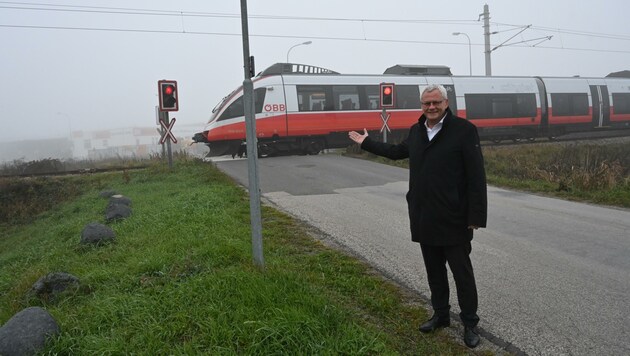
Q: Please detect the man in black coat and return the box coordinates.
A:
[348,84,487,348]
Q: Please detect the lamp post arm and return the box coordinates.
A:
[463,33,472,76]
[286,44,299,63]
[453,32,472,76]
[286,41,312,63]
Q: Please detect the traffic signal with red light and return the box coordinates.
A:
[380,83,395,107]
[158,80,178,111]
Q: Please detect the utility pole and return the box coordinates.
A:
[240,0,264,268]
[481,4,492,76]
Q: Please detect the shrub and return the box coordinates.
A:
[0,176,82,225]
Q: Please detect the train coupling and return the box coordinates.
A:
[192,132,209,143]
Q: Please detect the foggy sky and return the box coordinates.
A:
[1,0,629,142]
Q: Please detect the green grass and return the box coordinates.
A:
[0,160,474,355]
[482,139,630,207]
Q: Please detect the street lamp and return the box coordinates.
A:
[452,32,472,76]
[286,41,312,63]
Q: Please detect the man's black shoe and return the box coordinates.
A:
[419,316,450,333]
[464,326,480,348]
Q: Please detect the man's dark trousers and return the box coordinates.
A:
[420,241,480,327]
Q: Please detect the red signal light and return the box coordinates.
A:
[158,80,179,111]
[380,83,395,107]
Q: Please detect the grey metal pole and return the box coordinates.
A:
[240,0,264,268]
[468,34,472,76]
[158,109,166,159]
[453,32,472,76]
[165,112,173,169]
[482,4,492,76]
[382,107,387,143]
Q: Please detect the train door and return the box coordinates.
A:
[256,76,289,138]
[443,84,457,113]
[534,77,549,129]
[589,85,610,127]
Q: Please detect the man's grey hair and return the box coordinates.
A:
[422,84,448,100]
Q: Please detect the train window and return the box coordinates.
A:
[364,86,380,109]
[217,88,267,121]
[297,85,331,111]
[359,85,420,110]
[254,87,266,113]
[465,93,536,119]
[550,93,588,116]
[219,97,243,121]
[612,93,630,114]
[493,97,514,117]
[298,84,420,111]
[332,85,360,110]
[515,95,536,116]
[397,85,421,109]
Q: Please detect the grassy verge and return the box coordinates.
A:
[0,159,475,355]
[483,139,630,207]
[345,137,630,208]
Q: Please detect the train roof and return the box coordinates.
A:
[383,64,452,76]
[606,70,630,78]
[258,63,453,77]
[259,63,339,76]
[256,63,629,81]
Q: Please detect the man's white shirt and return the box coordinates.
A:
[425,114,447,141]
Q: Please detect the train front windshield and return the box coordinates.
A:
[208,87,241,123]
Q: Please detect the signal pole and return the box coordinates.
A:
[164,113,173,169]
[379,83,394,143]
[240,0,264,268]
[157,80,178,169]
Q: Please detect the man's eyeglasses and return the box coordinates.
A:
[421,100,444,107]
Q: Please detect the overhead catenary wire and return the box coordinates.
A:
[492,21,630,41]
[0,1,481,23]
[1,1,629,54]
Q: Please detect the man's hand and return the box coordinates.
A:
[348,128,368,144]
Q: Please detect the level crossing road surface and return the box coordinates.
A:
[213,153,630,356]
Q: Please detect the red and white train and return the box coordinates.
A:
[193,63,630,157]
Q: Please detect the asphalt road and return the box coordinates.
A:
[214,153,630,356]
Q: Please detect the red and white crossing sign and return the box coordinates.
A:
[380,111,391,133]
[159,118,177,144]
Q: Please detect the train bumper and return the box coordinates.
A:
[206,140,242,157]
[192,132,241,157]
[192,132,209,144]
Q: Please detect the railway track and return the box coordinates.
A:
[481,129,630,147]
[2,131,628,178]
